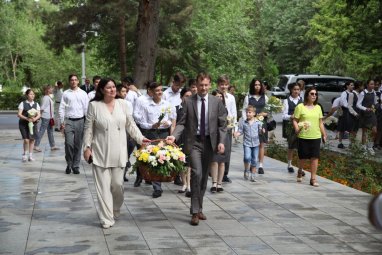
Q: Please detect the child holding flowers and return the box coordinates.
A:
[241,79,268,174]
[282,83,303,173]
[234,105,264,182]
[293,87,327,187]
[17,89,41,162]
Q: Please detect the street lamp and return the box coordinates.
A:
[81,31,98,85]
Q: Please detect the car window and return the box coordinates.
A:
[277,76,289,90]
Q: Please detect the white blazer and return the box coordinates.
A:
[83,99,144,168]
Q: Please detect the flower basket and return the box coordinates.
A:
[132,139,187,182]
[138,163,177,182]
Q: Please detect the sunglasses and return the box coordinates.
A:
[309,93,317,96]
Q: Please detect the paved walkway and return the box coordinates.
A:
[0,129,381,255]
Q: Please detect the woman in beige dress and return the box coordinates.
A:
[83,78,150,229]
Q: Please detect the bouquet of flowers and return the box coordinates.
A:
[264,96,283,115]
[298,121,311,133]
[227,116,237,129]
[27,108,39,135]
[324,116,338,131]
[132,140,187,181]
[157,106,172,127]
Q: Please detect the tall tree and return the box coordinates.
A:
[133,0,160,88]
[307,0,382,79]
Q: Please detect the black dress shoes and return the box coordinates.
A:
[152,190,162,198]
[65,166,71,174]
[288,167,295,173]
[174,175,183,186]
[185,191,191,197]
[222,175,232,183]
[134,177,142,187]
[72,167,80,174]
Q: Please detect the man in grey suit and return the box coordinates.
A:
[167,72,227,226]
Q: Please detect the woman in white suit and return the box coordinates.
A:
[83,78,150,229]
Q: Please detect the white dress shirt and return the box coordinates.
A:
[40,95,54,119]
[140,98,176,130]
[348,91,358,116]
[125,90,139,110]
[163,87,182,107]
[53,88,63,103]
[282,96,301,120]
[133,94,151,125]
[88,90,96,101]
[339,91,351,108]
[197,94,209,135]
[356,89,379,111]
[59,88,89,123]
[224,92,237,129]
[18,101,40,111]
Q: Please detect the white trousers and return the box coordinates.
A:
[92,165,124,226]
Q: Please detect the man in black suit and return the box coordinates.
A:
[167,72,227,226]
[80,78,94,94]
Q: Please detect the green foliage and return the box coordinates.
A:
[267,141,382,194]
[307,0,382,79]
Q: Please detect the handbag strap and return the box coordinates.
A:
[49,97,53,118]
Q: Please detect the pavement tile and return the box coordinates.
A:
[0,129,379,255]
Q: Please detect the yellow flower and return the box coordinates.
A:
[139,152,150,162]
[152,146,160,154]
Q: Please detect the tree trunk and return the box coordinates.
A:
[118,15,127,81]
[133,0,160,88]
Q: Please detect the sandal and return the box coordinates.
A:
[310,178,319,187]
[210,182,217,193]
[297,169,303,182]
[217,183,224,192]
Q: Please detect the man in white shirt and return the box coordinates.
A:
[217,75,237,183]
[87,75,101,101]
[162,72,186,107]
[53,81,64,131]
[132,83,152,187]
[140,81,176,198]
[59,74,89,175]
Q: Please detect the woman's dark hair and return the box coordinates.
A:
[249,78,264,96]
[180,86,191,98]
[354,80,363,91]
[343,81,353,90]
[303,86,318,105]
[366,79,375,87]
[25,89,34,96]
[211,89,226,106]
[288,82,300,95]
[91,78,116,102]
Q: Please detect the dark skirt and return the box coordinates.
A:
[212,129,232,163]
[282,120,298,149]
[337,108,358,132]
[359,111,377,129]
[19,120,38,140]
[297,138,321,159]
